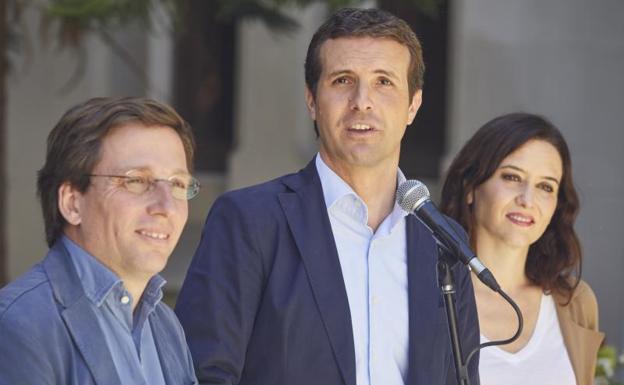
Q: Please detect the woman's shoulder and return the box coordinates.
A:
[570,279,599,307]
[555,279,600,329]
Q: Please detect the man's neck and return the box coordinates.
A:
[321,154,398,232]
[63,231,149,313]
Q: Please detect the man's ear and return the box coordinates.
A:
[407,89,422,125]
[305,87,317,121]
[58,182,83,226]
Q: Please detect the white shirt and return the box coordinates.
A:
[315,154,409,385]
[479,294,576,385]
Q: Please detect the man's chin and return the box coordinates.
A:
[344,150,396,169]
[133,252,171,276]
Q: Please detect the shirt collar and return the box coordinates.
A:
[315,153,358,209]
[63,236,121,307]
[315,153,409,231]
[62,236,165,309]
[141,275,166,309]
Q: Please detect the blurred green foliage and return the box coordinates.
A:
[3,0,444,90]
[9,0,444,48]
[596,345,624,385]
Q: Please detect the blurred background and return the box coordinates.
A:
[2,0,623,370]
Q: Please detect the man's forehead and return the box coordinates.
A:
[95,123,188,173]
[318,36,410,73]
[320,35,407,52]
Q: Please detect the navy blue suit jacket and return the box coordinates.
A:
[176,159,479,385]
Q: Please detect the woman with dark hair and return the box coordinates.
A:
[441,113,604,385]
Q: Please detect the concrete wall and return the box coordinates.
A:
[448,0,624,348]
[6,9,118,278]
[226,5,324,190]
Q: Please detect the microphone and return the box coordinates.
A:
[396,180,500,292]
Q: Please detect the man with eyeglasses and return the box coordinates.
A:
[0,97,199,385]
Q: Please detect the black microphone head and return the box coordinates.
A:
[396,180,430,212]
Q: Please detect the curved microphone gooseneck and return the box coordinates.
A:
[396,180,523,371]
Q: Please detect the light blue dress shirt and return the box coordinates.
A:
[316,154,409,385]
[62,236,167,385]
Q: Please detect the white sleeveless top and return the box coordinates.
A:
[479,294,576,385]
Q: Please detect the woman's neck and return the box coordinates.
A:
[474,237,533,292]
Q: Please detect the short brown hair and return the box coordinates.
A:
[440,113,581,302]
[305,8,425,100]
[37,97,195,247]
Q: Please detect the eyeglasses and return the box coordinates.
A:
[88,171,201,200]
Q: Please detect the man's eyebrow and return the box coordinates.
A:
[113,166,190,176]
[373,69,399,79]
[326,69,353,78]
[499,164,560,185]
[326,69,400,79]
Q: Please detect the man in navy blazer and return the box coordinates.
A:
[176,8,480,385]
[0,98,199,385]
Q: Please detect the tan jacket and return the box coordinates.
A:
[554,280,605,385]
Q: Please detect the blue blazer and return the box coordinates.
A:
[0,241,197,385]
[176,159,479,385]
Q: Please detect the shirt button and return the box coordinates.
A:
[372,296,379,305]
[120,295,130,305]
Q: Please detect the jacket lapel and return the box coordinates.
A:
[405,215,444,385]
[150,313,187,385]
[44,243,122,385]
[61,301,122,385]
[555,290,605,385]
[559,316,604,385]
[278,160,356,385]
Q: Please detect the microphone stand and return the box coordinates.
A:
[436,247,525,385]
[437,249,470,385]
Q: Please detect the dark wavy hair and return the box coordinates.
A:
[37,97,195,247]
[440,113,581,302]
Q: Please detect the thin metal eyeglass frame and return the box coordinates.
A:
[87,173,201,200]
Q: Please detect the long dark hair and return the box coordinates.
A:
[440,113,581,302]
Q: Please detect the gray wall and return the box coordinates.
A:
[6,8,118,277]
[448,0,624,348]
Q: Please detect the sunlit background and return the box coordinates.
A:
[2,0,623,376]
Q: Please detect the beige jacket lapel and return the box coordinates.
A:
[555,280,605,385]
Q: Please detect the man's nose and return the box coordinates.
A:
[349,82,373,111]
[147,181,177,215]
